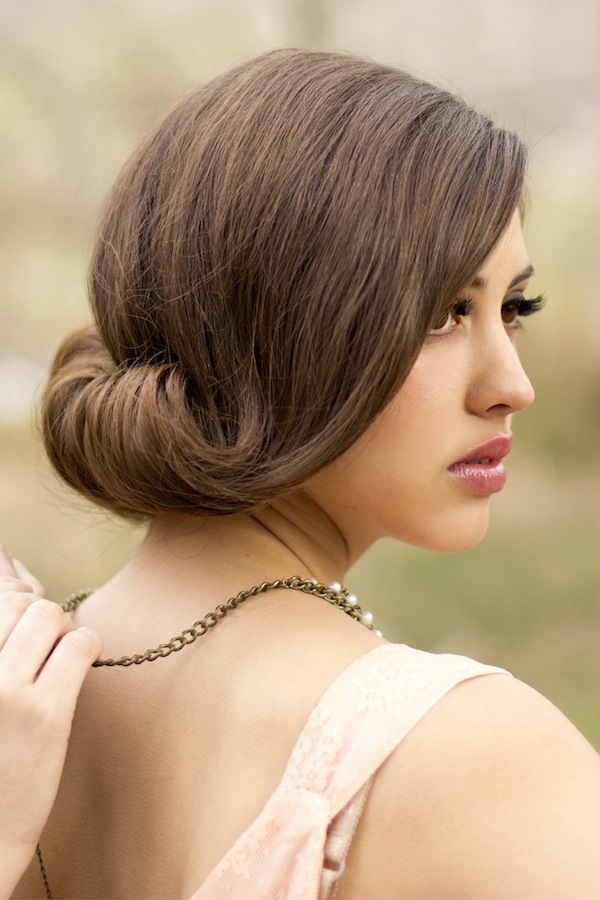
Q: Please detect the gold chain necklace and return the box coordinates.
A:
[36,575,379,898]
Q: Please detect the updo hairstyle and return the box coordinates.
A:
[42,49,527,519]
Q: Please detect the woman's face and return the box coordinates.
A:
[305,211,537,559]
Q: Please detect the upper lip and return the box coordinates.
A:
[450,434,514,466]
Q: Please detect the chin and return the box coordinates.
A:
[403,508,491,554]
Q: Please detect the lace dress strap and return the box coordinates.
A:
[280,643,509,814]
[193,643,509,898]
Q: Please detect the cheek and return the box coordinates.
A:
[305,353,487,550]
[330,357,453,495]
[316,375,444,512]
[371,365,451,460]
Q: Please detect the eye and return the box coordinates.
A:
[428,298,473,336]
[501,294,547,329]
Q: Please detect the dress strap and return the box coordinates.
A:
[193,644,509,899]
[320,777,373,899]
[279,643,509,818]
[305,644,510,898]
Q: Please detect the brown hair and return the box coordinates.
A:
[42,49,527,519]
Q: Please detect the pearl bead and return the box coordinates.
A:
[360,611,374,627]
[345,593,358,607]
[329,581,342,593]
[374,629,383,638]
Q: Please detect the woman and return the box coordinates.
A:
[4,49,600,897]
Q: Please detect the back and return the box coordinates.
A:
[16,578,387,897]
[15,576,600,899]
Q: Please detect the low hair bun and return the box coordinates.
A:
[42,326,280,519]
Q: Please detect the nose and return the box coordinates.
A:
[467,330,535,418]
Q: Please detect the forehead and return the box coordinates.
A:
[473,212,532,288]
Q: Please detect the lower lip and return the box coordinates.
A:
[447,461,507,494]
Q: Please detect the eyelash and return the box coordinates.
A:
[429,293,547,335]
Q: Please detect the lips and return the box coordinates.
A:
[447,434,513,494]
[451,434,514,467]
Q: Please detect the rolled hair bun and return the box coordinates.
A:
[42,49,527,519]
[43,326,296,517]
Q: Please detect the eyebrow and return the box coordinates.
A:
[471,264,535,291]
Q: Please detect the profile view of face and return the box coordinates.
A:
[306,211,537,557]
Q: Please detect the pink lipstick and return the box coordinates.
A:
[447,435,513,494]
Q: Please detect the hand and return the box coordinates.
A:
[0,547,102,897]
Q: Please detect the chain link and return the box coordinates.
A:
[60,575,375,668]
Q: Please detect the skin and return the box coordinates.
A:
[305,209,535,558]
[7,211,600,897]
[0,549,101,900]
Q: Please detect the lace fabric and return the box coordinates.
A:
[192,644,509,899]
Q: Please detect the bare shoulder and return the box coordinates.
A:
[339,672,600,899]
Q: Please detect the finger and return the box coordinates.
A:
[0,590,39,650]
[0,545,19,579]
[0,576,37,594]
[37,626,103,706]
[0,600,73,684]
[12,559,48,598]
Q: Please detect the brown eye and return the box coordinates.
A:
[501,301,520,325]
[501,294,547,328]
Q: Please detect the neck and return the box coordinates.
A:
[123,490,365,602]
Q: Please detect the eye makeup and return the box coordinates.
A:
[428,293,546,335]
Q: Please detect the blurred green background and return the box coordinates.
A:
[1,0,598,747]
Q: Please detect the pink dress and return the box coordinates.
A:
[191,643,509,899]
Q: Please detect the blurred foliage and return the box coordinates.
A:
[0,0,598,747]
